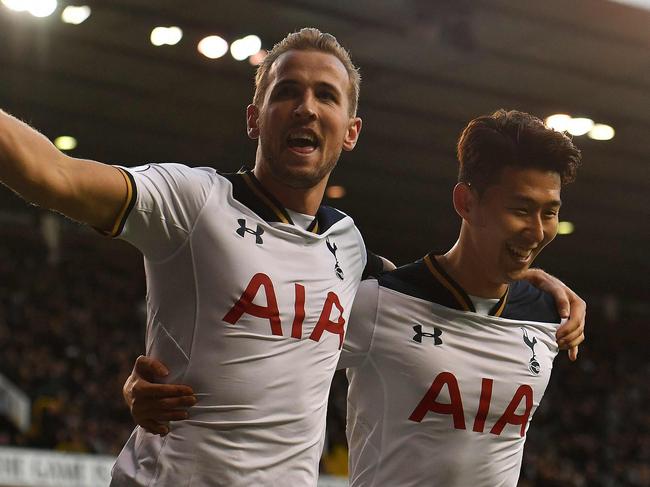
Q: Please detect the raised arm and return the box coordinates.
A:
[0,109,128,232]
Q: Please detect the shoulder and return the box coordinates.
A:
[502,280,561,323]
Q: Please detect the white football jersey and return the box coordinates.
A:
[109,164,370,486]
[342,254,561,487]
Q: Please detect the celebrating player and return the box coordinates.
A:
[1,26,584,487]
[341,109,582,486]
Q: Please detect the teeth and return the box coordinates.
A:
[287,131,317,143]
[507,244,533,259]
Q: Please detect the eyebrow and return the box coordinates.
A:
[272,79,342,95]
[510,195,562,207]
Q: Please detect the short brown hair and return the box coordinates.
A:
[457,109,581,195]
[253,28,361,116]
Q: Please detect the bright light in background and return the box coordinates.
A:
[1,0,28,11]
[61,5,90,24]
[230,35,262,61]
[588,123,615,141]
[150,26,183,47]
[2,0,57,16]
[29,0,57,17]
[557,221,575,235]
[249,49,268,66]
[545,114,572,132]
[326,185,346,199]
[198,35,228,59]
[566,117,594,136]
[609,0,650,11]
[546,113,615,141]
[54,136,77,151]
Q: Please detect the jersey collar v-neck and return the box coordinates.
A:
[224,169,345,235]
[422,253,509,316]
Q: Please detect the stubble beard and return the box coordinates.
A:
[260,137,341,190]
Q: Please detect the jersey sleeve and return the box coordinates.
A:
[338,279,381,369]
[115,163,216,260]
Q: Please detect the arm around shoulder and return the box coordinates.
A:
[0,109,129,232]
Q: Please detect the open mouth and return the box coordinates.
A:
[506,244,535,263]
[286,130,320,154]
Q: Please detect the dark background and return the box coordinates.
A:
[1,0,648,302]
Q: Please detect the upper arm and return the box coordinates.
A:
[36,154,129,232]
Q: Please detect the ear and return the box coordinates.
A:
[246,104,260,139]
[342,117,362,151]
[452,182,477,221]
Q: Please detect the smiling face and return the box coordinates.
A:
[465,166,562,287]
[247,49,361,190]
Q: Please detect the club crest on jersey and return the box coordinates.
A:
[412,324,443,345]
[326,237,344,280]
[522,328,540,375]
[236,218,264,244]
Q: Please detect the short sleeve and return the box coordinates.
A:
[338,279,381,369]
[116,163,216,260]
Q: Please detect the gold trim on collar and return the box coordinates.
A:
[491,287,509,317]
[424,254,472,312]
[241,172,290,224]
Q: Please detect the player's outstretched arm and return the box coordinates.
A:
[519,268,586,361]
[0,109,127,231]
[123,355,197,436]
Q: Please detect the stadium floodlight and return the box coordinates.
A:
[230,35,262,61]
[566,117,594,136]
[544,114,572,132]
[588,123,615,141]
[248,49,268,66]
[198,35,228,59]
[28,0,57,17]
[150,26,183,47]
[1,0,28,12]
[557,221,574,235]
[61,5,90,24]
[54,136,77,151]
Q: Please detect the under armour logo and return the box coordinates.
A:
[522,328,540,375]
[236,219,264,244]
[326,237,344,280]
[413,324,443,345]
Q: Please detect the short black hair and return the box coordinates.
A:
[457,109,581,195]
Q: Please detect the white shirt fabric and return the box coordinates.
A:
[109,163,367,487]
[341,256,560,487]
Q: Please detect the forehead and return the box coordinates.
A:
[267,49,350,91]
[486,167,562,203]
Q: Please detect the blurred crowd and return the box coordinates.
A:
[0,226,143,454]
[1,225,648,486]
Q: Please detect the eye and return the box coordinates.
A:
[510,208,528,216]
[318,90,337,102]
[543,209,559,219]
[272,85,298,99]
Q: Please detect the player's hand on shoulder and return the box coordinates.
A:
[519,268,586,361]
[123,355,197,436]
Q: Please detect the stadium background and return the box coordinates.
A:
[0,0,648,485]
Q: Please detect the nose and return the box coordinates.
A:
[525,213,545,244]
[293,92,317,120]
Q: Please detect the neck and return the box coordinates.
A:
[253,164,326,217]
[439,229,508,299]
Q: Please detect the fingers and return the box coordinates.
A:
[135,383,195,399]
[557,324,584,348]
[140,420,170,436]
[134,355,169,380]
[568,346,579,362]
